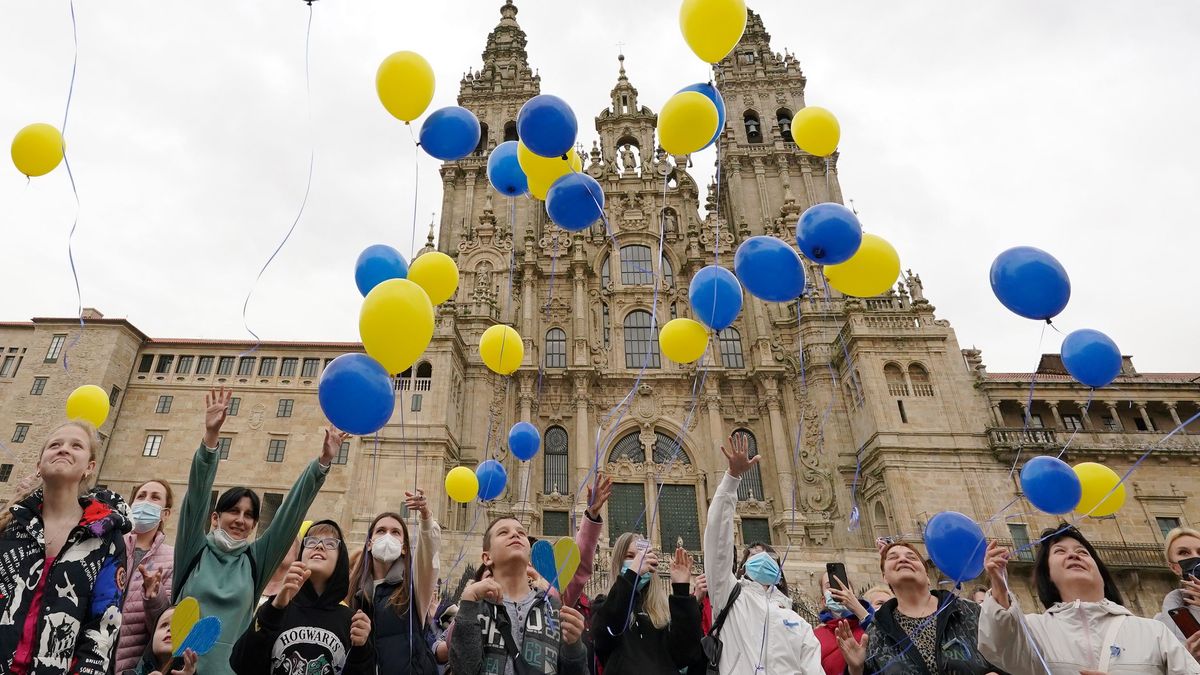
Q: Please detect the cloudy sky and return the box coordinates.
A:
[2,1,1198,373]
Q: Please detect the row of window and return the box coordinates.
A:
[544,316,745,370]
[141,433,351,464]
[138,354,329,379]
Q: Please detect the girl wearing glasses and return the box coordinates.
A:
[231,519,375,674]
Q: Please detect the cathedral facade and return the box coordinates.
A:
[2,2,1199,619]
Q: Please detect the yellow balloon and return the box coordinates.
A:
[359,278,435,375]
[679,0,748,63]
[791,107,840,157]
[11,123,64,177]
[479,325,524,375]
[407,251,460,305]
[824,233,900,298]
[658,92,719,156]
[528,176,550,201]
[376,51,435,122]
[659,318,709,364]
[1073,462,1127,517]
[445,466,479,503]
[65,385,110,428]
[517,142,581,189]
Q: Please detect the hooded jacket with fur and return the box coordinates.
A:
[230,519,375,675]
[0,488,131,675]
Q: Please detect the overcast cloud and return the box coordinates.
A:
[2,1,1198,373]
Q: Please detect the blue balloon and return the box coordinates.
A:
[517,94,578,158]
[1021,456,1082,515]
[354,244,408,297]
[924,511,986,584]
[508,421,541,461]
[487,140,528,197]
[318,354,395,435]
[796,203,863,265]
[419,106,482,161]
[476,459,508,501]
[989,246,1071,321]
[546,173,604,231]
[1061,328,1122,388]
[689,265,743,331]
[677,82,725,149]
[734,236,806,302]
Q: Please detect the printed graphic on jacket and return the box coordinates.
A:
[476,598,561,674]
[272,626,346,675]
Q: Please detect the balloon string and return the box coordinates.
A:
[240,2,314,354]
[1056,389,1094,459]
[1007,322,1048,477]
[777,304,809,572]
[863,589,959,675]
[407,124,421,259]
[61,0,83,373]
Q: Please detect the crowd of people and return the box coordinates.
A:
[3,387,1200,674]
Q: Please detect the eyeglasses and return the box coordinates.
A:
[302,536,340,551]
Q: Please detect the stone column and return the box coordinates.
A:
[1104,402,1124,431]
[1166,402,1185,433]
[1073,401,1093,430]
[990,402,1004,427]
[1047,401,1064,430]
[573,374,592,490]
[704,390,725,468]
[763,382,796,523]
[1019,401,1031,426]
[1135,401,1154,432]
[571,263,587,366]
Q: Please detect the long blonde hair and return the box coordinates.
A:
[609,532,669,629]
[0,420,101,531]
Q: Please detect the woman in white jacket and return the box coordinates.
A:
[701,432,822,674]
[980,524,1200,674]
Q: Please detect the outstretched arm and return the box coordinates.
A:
[408,489,441,626]
[703,433,759,610]
[174,388,232,589]
[564,474,610,607]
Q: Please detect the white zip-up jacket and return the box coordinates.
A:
[1155,588,1200,645]
[979,592,1200,674]
[703,471,822,674]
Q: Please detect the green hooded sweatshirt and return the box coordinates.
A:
[172,442,328,675]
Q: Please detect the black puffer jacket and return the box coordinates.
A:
[863,590,998,675]
[0,488,130,675]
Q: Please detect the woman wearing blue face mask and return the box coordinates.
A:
[702,432,823,674]
[592,533,702,673]
[114,479,176,673]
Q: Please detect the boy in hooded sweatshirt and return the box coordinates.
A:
[230,520,375,675]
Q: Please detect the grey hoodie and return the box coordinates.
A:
[1155,588,1200,644]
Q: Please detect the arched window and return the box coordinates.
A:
[416,362,432,378]
[504,121,518,142]
[543,426,568,493]
[776,108,793,137]
[610,431,644,463]
[653,431,691,464]
[908,363,933,396]
[884,362,908,396]
[743,110,762,144]
[662,257,675,287]
[475,123,489,156]
[735,429,764,501]
[545,328,567,368]
[600,255,612,287]
[623,310,660,368]
[719,327,743,368]
[873,501,890,540]
[620,245,654,285]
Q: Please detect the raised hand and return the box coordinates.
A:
[1182,578,1200,607]
[462,578,503,604]
[272,561,311,609]
[321,428,349,467]
[831,577,869,621]
[632,549,659,576]
[1186,631,1200,659]
[721,432,759,478]
[692,573,708,601]
[204,388,233,448]
[669,546,693,584]
[984,540,1011,608]
[139,564,164,601]
[150,649,198,675]
[585,474,613,519]
[835,619,868,675]
[560,605,585,645]
[404,489,430,519]
[349,610,371,647]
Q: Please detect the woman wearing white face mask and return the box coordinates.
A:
[172,388,343,675]
[114,478,176,672]
[347,491,441,674]
[701,432,823,674]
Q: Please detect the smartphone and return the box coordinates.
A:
[1170,607,1200,639]
[826,562,850,591]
